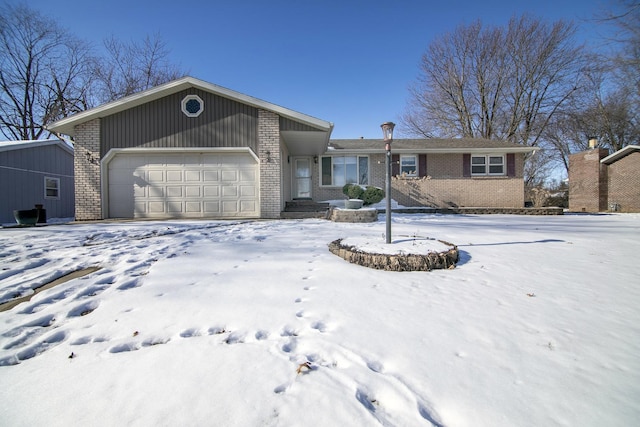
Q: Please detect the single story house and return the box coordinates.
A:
[0,139,74,224]
[318,138,535,209]
[48,76,536,221]
[569,144,640,213]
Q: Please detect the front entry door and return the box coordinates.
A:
[294,157,312,199]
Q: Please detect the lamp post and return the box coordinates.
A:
[381,122,395,244]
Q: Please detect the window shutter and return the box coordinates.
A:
[391,154,400,176]
[507,153,516,177]
[418,154,427,177]
[463,154,471,177]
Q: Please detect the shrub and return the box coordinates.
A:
[342,183,364,200]
[362,186,385,205]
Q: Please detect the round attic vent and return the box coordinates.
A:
[181,95,204,117]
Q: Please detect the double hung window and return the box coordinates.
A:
[471,155,505,176]
[400,155,417,176]
[44,177,60,199]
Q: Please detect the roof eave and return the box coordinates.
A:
[325,146,539,155]
[601,145,640,164]
[47,76,333,137]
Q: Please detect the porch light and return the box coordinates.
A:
[380,122,395,244]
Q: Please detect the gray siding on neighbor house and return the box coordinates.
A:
[100,89,259,156]
[0,144,74,223]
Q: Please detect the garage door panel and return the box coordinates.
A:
[203,186,219,197]
[239,169,257,181]
[240,200,257,213]
[108,152,259,219]
[167,202,183,213]
[222,185,238,197]
[185,186,201,197]
[221,170,238,182]
[185,202,202,213]
[166,170,182,182]
[148,170,164,183]
[221,200,239,213]
[185,170,201,181]
[204,201,220,213]
[167,186,183,197]
[149,186,164,197]
[240,185,257,197]
[148,201,165,213]
[204,171,219,181]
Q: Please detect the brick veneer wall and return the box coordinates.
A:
[74,119,102,220]
[258,109,282,218]
[568,148,608,212]
[314,152,525,208]
[607,151,640,212]
[392,177,524,208]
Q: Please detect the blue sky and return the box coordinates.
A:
[26,0,611,139]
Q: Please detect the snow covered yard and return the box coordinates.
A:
[0,214,638,426]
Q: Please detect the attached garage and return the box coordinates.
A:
[105,150,259,219]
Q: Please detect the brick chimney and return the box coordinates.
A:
[568,146,609,212]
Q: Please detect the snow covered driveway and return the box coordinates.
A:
[0,214,638,426]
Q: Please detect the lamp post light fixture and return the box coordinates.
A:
[381,122,395,244]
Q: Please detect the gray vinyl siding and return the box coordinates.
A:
[0,144,74,223]
[100,89,259,156]
[280,116,322,132]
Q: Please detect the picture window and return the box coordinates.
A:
[321,156,369,186]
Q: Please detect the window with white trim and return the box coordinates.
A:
[44,177,60,199]
[321,156,369,186]
[471,155,505,176]
[400,155,417,176]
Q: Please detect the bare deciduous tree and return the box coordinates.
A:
[94,34,185,103]
[402,15,585,184]
[0,2,94,140]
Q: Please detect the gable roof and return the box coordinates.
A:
[601,145,640,165]
[328,138,539,154]
[0,138,73,155]
[47,76,334,137]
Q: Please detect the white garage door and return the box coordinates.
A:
[107,152,259,219]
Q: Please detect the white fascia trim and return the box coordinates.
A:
[324,147,539,155]
[100,147,260,219]
[601,145,640,164]
[49,76,333,136]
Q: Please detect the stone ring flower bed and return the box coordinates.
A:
[328,237,459,272]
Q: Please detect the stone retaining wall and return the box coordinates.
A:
[329,208,378,222]
[384,207,564,215]
[328,239,459,272]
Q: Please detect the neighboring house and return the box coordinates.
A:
[569,144,640,213]
[318,139,536,209]
[0,139,75,224]
[47,76,536,221]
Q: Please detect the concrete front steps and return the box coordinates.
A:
[281,200,330,219]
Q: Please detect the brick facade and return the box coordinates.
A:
[74,119,102,220]
[258,109,282,218]
[568,148,608,213]
[606,151,640,212]
[313,152,525,208]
